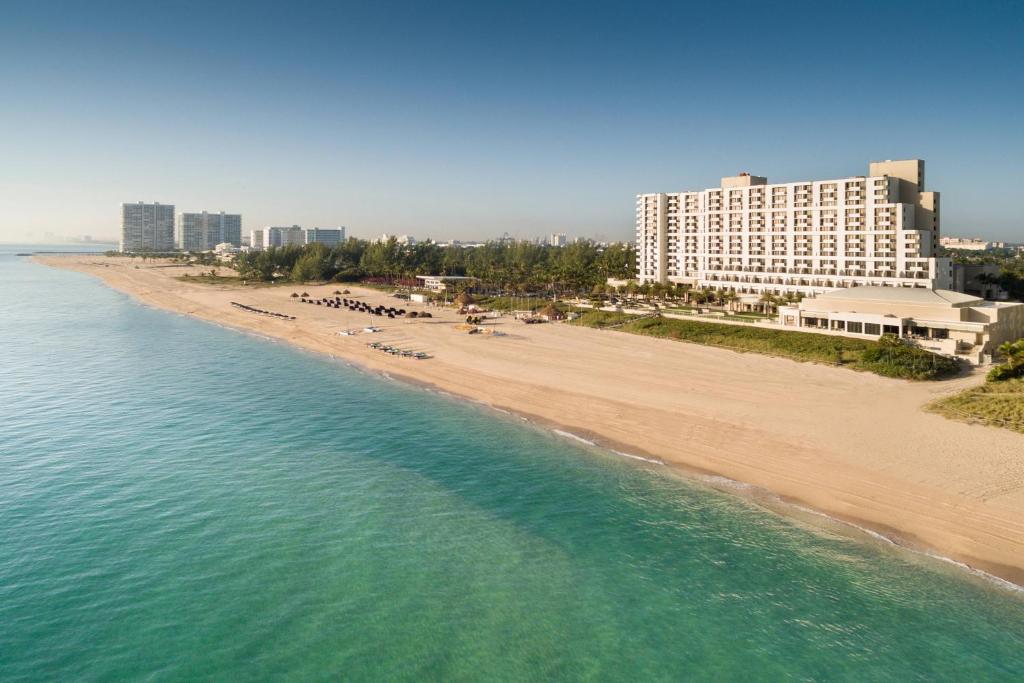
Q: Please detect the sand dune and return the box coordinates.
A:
[37,255,1024,586]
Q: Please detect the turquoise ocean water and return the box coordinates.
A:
[1,246,1023,681]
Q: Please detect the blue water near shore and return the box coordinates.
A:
[2,246,1023,681]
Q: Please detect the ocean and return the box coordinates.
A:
[1,246,1023,681]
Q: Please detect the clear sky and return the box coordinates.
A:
[1,0,1022,243]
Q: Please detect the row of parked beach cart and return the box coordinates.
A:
[366,341,430,360]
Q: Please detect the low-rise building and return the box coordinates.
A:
[415,275,477,292]
[778,286,1024,364]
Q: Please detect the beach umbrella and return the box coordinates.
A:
[290,292,299,298]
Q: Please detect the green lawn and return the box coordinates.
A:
[927,379,1024,433]
[571,310,960,381]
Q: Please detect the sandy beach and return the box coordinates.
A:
[36,254,1024,586]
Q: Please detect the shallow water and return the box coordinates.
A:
[1,247,1023,681]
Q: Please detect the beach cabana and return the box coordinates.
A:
[540,304,565,321]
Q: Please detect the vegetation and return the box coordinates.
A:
[987,339,1024,381]
[928,379,1024,433]
[106,250,222,266]
[572,311,960,380]
[944,247,1024,300]
[925,338,1024,432]
[232,239,636,293]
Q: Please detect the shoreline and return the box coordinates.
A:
[33,254,1024,589]
[327,352,1024,594]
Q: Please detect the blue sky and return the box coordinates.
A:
[1,0,1022,242]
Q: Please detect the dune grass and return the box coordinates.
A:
[927,379,1024,433]
[571,310,960,381]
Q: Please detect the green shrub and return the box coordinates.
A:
[987,363,1024,382]
[572,310,959,381]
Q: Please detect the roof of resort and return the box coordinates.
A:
[814,287,982,307]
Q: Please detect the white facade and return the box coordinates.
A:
[635,160,949,297]
[778,286,1024,364]
[305,227,346,246]
[549,233,567,247]
[178,211,242,251]
[120,202,175,252]
[940,237,1003,251]
[416,275,477,292]
[374,233,417,246]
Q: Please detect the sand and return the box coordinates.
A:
[35,255,1024,586]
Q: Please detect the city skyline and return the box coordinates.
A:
[2,1,1023,243]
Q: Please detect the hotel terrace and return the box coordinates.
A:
[635,159,949,298]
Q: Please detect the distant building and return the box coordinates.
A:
[249,229,265,250]
[940,237,1000,251]
[373,233,416,246]
[120,202,175,252]
[305,227,346,247]
[549,233,567,247]
[266,225,305,248]
[778,286,1024,364]
[177,211,242,251]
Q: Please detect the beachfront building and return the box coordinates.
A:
[415,275,477,292]
[549,233,567,247]
[778,286,1024,364]
[635,160,950,297]
[177,211,242,251]
[120,202,175,252]
[305,227,346,247]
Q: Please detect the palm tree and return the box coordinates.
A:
[997,339,1024,368]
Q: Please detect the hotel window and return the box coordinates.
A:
[864,323,880,336]
[847,322,863,334]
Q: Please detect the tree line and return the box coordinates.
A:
[232,238,636,295]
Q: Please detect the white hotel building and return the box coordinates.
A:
[635,159,950,297]
[120,202,175,252]
[177,211,242,251]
